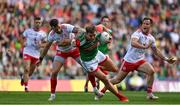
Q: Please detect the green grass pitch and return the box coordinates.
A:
[0,91,180,105]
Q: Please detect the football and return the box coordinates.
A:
[100,32,112,44]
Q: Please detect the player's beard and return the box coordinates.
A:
[142,28,149,35]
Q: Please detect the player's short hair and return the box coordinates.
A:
[85,25,96,34]
[49,19,59,27]
[101,15,109,22]
[141,17,153,25]
[34,16,41,21]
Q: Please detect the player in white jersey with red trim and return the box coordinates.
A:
[37,19,89,101]
[99,17,177,100]
[20,16,47,92]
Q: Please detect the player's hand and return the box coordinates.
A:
[166,57,177,64]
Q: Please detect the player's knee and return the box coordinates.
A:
[51,71,58,78]
[51,73,58,78]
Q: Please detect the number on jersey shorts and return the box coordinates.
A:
[54,47,80,63]
[81,51,107,73]
[121,59,146,72]
[23,54,39,64]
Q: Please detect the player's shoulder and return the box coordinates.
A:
[134,29,142,34]
[60,23,73,29]
[131,29,142,36]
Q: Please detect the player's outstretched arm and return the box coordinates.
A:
[151,46,177,64]
[36,41,53,66]
[72,27,86,36]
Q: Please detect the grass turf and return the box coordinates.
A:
[0,91,179,105]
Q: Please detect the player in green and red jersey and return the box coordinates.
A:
[74,25,128,102]
[84,16,113,93]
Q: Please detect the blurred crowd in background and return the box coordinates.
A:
[0,0,179,81]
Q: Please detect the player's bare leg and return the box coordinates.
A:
[101,69,129,94]
[88,57,118,96]
[48,60,63,101]
[99,57,118,72]
[24,63,36,92]
[29,64,36,77]
[94,70,128,102]
[137,62,158,100]
[21,60,31,92]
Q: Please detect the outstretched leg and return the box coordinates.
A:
[94,69,128,102]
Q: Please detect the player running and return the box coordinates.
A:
[99,17,177,100]
[20,16,47,92]
[74,25,128,102]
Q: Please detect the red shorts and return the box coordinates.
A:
[23,54,39,64]
[121,59,146,72]
[56,48,80,59]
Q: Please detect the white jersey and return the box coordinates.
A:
[48,24,76,52]
[23,28,47,58]
[124,30,156,63]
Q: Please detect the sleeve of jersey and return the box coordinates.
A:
[75,39,80,47]
[65,24,74,33]
[75,33,85,47]
[47,32,54,42]
[131,31,140,39]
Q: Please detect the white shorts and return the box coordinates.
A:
[81,51,107,73]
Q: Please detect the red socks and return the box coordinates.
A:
[147,86,152,93]
[24,82,28,87]
[88,74,96,87]
[101,87,107,93]
[51,78,57,93]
